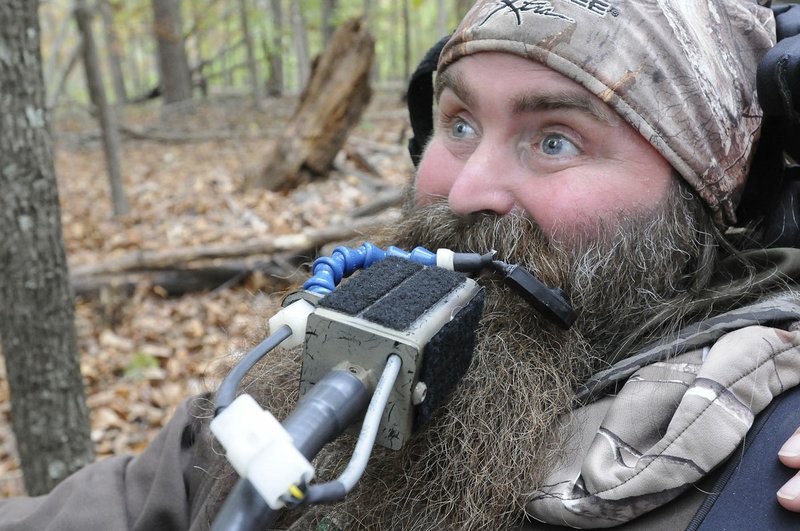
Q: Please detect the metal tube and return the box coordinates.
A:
[304,355,402,504]
[211,370,370,530]
[283,370,370,459]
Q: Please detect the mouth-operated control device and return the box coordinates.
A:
[209,242,575,530]
[301,256,484,451]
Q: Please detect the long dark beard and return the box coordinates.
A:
[201,184,729,530]
[393,181,715,364]
[306,184,718,530]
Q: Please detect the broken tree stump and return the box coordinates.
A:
[248,16,374,191]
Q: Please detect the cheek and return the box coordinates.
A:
[414,141,461,205]
[512,183,599,236]
[512,169,673,239]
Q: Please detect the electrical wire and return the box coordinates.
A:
[214,325,292,415]
[300,354,403,505]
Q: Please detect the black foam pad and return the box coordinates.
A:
[318,257,422,317]
[362,266,465,331]
[315,256,485,433]
[415,290,485,428]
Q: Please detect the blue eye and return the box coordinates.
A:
[451,118,475,139]
[540,133,579,156]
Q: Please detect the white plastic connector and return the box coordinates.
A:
[436,248,455,270]
[268,299,315,349]
[210,394,314,509]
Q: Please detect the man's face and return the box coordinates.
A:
[415,52,675,239]
[311,53,711,528]
[226,55,718,529]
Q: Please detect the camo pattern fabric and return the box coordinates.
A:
[525,293,800,528]
[439,0,776,227]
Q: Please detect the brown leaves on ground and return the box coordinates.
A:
[0,93,413,497]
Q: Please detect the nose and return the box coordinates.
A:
[447,145,516,217]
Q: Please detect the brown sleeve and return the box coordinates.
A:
[0,396,210,531]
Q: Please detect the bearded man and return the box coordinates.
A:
[2,1,800,530]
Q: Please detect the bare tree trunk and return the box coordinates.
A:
[151,0,193,104]
[290,0,310,91]
[221,3,231,87]
[74,0,129,217]
[249,17,374,190]
[362,0,378,83]
[389,0,399,81]
[402,0,411,83]
[128,20,145,96]
[238,0,262,107]
[363,0,371,22]
[43,6,74,95]
[189,0,208,98]
[0,0,95,496]
[322,0,338,46]
[189,0,203,65]
[47,42,81,110]
[99,0,128,104]
[437,0,448,36]
[266,0,283,96]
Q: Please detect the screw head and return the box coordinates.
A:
[411,382,427,405]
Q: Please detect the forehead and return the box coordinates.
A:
[437,52,580,91]
[435,52,620,125]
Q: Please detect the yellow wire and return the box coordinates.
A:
[288,484,305,500]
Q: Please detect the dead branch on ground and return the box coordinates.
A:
[72,256,305,299]
[69,214,394,278]
[351,188,406,218]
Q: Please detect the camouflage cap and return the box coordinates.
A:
[439,0,776,226]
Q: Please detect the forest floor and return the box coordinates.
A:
[0,90,413,497]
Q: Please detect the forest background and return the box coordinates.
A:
[0,0,474,498]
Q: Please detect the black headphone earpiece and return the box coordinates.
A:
[739,4,800,244]
[406,35,451,167]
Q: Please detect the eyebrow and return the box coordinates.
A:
[434,67,616,126]
[511,92,616,125]
[435,68,472,108]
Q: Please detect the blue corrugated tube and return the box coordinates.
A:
[303,242,436,295]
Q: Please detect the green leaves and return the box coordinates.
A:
[123,351,160,379]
